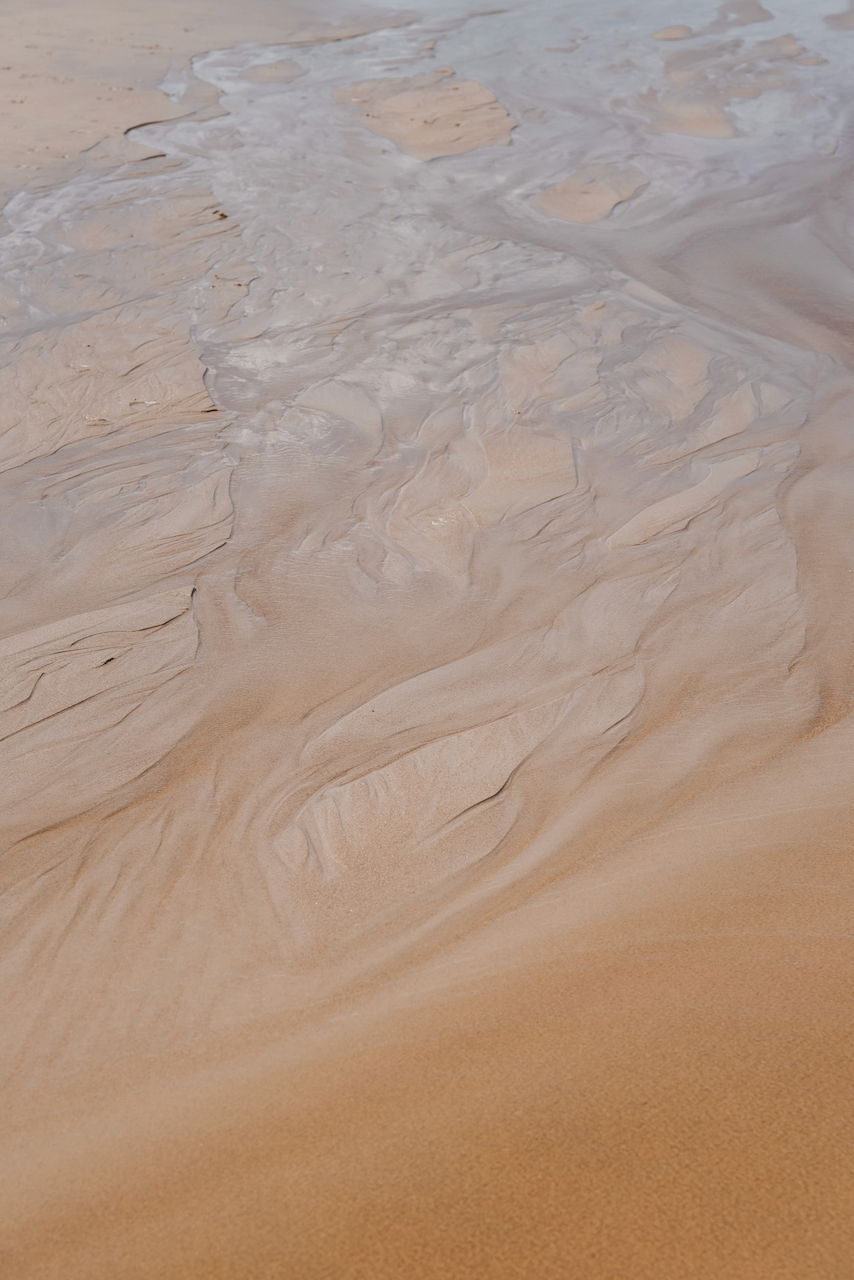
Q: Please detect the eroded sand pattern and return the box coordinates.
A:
[2,1,854,1276]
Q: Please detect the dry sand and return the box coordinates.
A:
[531,164,649,223]
[1,1,854,1277]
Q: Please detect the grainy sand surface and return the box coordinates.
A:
[2,2,854,1276]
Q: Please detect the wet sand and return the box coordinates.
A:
[1,1,854,1276]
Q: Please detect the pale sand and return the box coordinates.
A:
[334,70,518,160]
[1,1,854,1277]
[531,164,649,223]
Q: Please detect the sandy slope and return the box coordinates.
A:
[1,1,854,1277]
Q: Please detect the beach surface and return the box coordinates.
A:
[1,1,853,1276]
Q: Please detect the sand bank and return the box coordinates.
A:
[1,1,853,1276]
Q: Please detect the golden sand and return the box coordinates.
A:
[1,2,853,1276]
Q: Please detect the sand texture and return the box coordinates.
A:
[335,70,518,159]
[1,1,854,1276]
[531,164,649,222]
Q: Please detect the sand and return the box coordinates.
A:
[335,69,518,159]
[1,1,853,1276]
[0,0,404,204]
[531,164,649,223]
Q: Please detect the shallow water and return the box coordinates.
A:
[2,2,854,1275]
